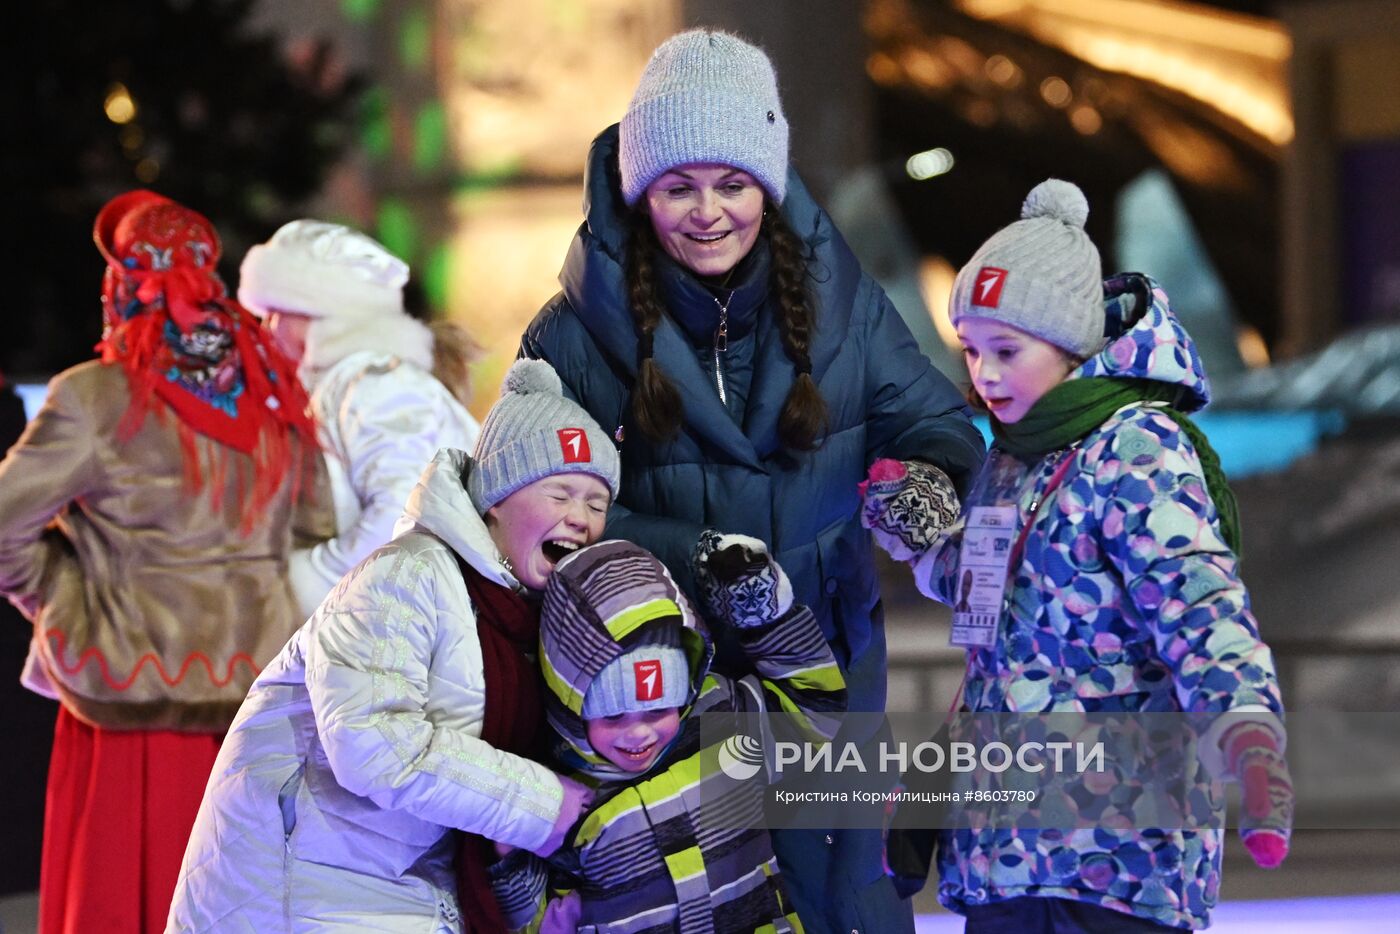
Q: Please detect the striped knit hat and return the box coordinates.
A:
[949,178,1106,358]
[468,359,620,513]
[619,29,789,205]
[540,541,709,730]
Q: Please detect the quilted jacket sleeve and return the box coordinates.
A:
[302,537,565,851]
[0,372,99,609]
[487,848,554,933]
[290,363,480,617]
[1092,408,1282,715]
[730,601,848,745]
[860,286,986,495]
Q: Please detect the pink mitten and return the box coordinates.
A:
[857,458,908,497]
[1223,722,1293,869]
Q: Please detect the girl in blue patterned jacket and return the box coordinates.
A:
[861,180,1293,931]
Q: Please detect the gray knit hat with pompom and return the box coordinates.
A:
[619,29,789,205]
[949,178,1106,358]
[468,359,621,514]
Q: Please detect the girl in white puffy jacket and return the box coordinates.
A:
[238,220,483,618]
[167,361,619,932]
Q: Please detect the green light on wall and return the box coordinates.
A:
[341,0,381,23]
[377,199,420,265]
[361,86,391,162]
[422,240,452,313]
[400,9,431,72]
[413,101,448,172]
[547,0,585,30]
[455,156,524,193]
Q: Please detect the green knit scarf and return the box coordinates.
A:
[991,377,1242,558]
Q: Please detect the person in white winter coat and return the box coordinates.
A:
[167,359,619,932]
[239,220,482,617]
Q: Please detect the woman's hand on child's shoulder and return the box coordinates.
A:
[532,775,595,858]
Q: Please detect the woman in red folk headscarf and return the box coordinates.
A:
[0,190,325,934]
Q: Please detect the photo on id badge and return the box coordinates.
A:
[952,505,1014,647]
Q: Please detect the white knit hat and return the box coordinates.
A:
[239,220,407,320]
[619,29,789,205]
[949,179,1106,358]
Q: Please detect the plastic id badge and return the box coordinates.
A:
[950,505,1017,647]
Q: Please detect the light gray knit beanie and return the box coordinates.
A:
[468,359,621,514]
[582,639,692,719]
[949,179,1106,358]
[619,29,789,205]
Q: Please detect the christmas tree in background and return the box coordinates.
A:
[9,0,363,377]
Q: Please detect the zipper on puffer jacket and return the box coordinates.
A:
[279,765,303,929]
[713,292,731,404]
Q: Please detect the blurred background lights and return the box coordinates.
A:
[918,255,961,353]
[866,51,901,85]
[341,0,381,21]
[104,83,136,124]
[1039,75,1073,108]
[1235,324,1271,369]
[1069,103,1103,135]
[134,158,160,184]
[954,0,1293,143]
[906,147,955,180]
[119,125,144,153]
[984,53,1023,88]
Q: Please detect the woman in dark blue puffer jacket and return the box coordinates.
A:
[522,28,986,934]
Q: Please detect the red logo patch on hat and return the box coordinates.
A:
[972,266,1008,308]
[558,428,591,464]
[633,659,663,701]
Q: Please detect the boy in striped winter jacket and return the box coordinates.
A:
[488,534,847,933]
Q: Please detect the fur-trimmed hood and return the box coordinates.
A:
[301,310,434,385]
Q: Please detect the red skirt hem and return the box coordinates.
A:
[39,706,221,934]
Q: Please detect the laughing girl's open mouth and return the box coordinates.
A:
[541,539,581,563]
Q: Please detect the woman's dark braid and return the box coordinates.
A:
[766,209,829,451]
[625,212,684,442]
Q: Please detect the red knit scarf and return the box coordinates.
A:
[455,557,546,933]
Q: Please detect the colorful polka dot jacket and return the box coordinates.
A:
[911,273,1283,929]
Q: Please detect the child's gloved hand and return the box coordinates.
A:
[693,530,793,628]
[539,891,582,934]
[1222,721,1293,868]
[532,775,594,858]
[859,459,960,563]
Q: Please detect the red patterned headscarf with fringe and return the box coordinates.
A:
[94,190,316,532]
